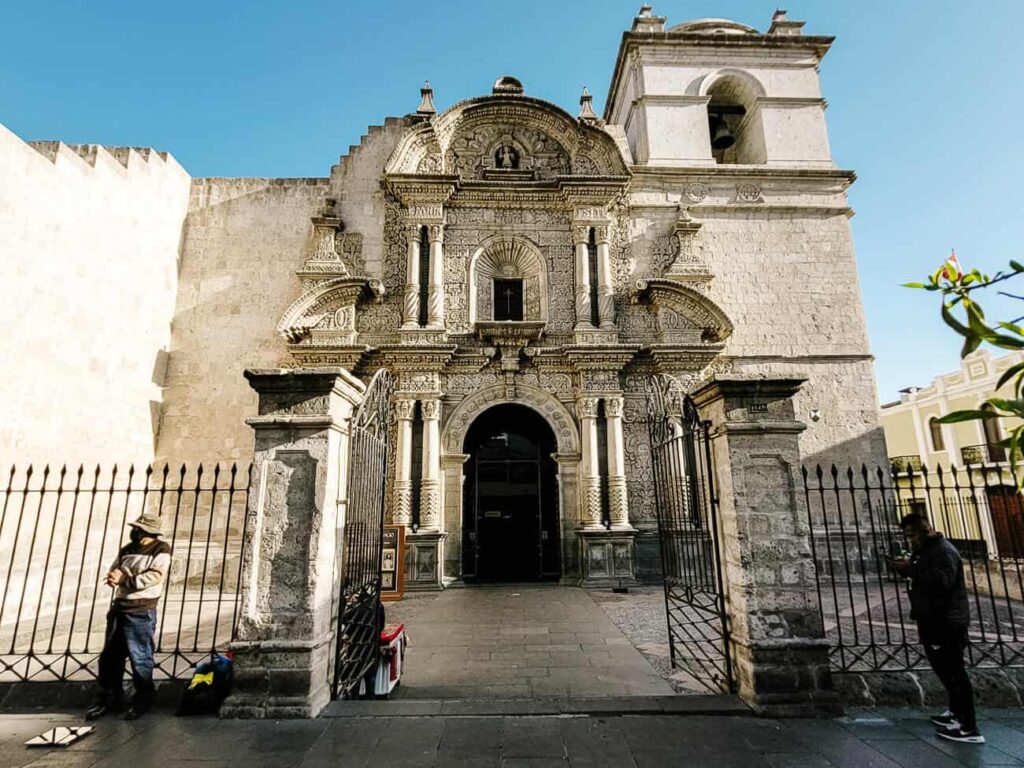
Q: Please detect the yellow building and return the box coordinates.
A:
[881,349,1024,558]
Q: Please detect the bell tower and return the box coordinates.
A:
[604,6,836,168]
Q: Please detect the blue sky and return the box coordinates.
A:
[3,1,1023,402]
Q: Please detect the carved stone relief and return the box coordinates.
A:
[446,124,571,180]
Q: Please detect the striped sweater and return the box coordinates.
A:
[108,539,172,612]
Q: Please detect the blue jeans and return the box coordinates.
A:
[98,609,157,706]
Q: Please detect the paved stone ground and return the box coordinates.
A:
[385,586,675,699]
[589,587,710,694]
[2,708,1023,767]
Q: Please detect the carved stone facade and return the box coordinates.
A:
[253,23,888,584]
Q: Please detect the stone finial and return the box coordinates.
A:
[768,8,805,36]
[631,4,665,32]
[417,81,437,115]
[577,86,600,124]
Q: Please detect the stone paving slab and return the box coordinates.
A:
[324,694,749,718]
[386,586,676,700]
[2,709,1023,767]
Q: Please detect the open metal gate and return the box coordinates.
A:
[332,368,394,699]
[645,374,734,693]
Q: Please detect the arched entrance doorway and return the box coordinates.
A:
[461,404,560,582]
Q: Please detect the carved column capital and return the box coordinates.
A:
[605,396,624,418]
[394,398,416,420]
[593,225,611,244]
[427,223,445,244]
[572,225,591,246]
[577,396,600,419]
[405,223,424,241]
[421,397,442,420]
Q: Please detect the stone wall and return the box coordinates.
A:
[155,177,329,465]
[0,122,191,467]
[628,197,887,466]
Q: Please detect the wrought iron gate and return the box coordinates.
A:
[645,374,734,693]
[332,368,394,699]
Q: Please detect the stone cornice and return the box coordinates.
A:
[384,176,458,205]
[629,166,856,185]
[639,344,725,373]
[690,373,809,411]
[604,31,834,121]
[244,367,365,397]
[562,345,640,370]
[371,345,458,371]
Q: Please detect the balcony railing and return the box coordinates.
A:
[961,443,1008,465]
[890,454,922,473]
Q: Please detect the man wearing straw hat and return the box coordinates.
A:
[86,512,171,721]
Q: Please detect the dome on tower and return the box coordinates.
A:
[668,18,759,36]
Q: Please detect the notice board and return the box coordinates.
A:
[381,524,405,602]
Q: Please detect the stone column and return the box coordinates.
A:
[594,224,615,328]
[691,374,838,715]
[393,398,416,526]
[605,395,630,529]
[402,224,421,328]
[573,225,594,329]
[222,368,364,719]
[577,396,603,529]
[419,397,442,530]
[553,453,581,582]
[426,223,445,329]
[441,453,469,584]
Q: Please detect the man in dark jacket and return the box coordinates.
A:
[892,513,982,744]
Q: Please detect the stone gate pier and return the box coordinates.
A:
[693,374,839,715]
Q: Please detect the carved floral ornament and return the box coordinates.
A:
[384,94,629,180]
[442,383,580,454]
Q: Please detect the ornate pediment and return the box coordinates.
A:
[278,277,384,347]
[384,87,630,181]
[632,278,734,345]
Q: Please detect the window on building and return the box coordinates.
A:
[417,226,429,327]
[929,418,945,452]
[493,279,524,321]
[587,228,600,326]
[982,404,1006,461]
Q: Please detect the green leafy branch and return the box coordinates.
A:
[904,259,1024,474]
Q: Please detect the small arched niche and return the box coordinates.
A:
[469,238,548,323]
[703,69,767,165]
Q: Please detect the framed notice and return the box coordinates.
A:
[380,524,405,602]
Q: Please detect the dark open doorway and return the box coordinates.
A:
[462,404,560,582]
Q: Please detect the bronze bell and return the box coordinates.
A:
[710,115,735,150]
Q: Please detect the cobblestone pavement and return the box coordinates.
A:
[1,707,1023,767]
[386,586,675,699]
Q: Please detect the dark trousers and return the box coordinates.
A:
[97,608,157,706]
[920,622,976,731]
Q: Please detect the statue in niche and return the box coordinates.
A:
[496,144,519,170]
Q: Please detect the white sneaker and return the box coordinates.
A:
[936,727,985,744]
[929,710,959,728]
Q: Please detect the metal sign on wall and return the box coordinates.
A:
[381,524,405,602]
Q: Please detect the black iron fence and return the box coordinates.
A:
[0,463,250,682]
[803,463,1024,673]
[646,375,733,693]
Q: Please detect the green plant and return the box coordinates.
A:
[905,255,1024,475]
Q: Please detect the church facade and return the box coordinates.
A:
[0,8,886,589]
